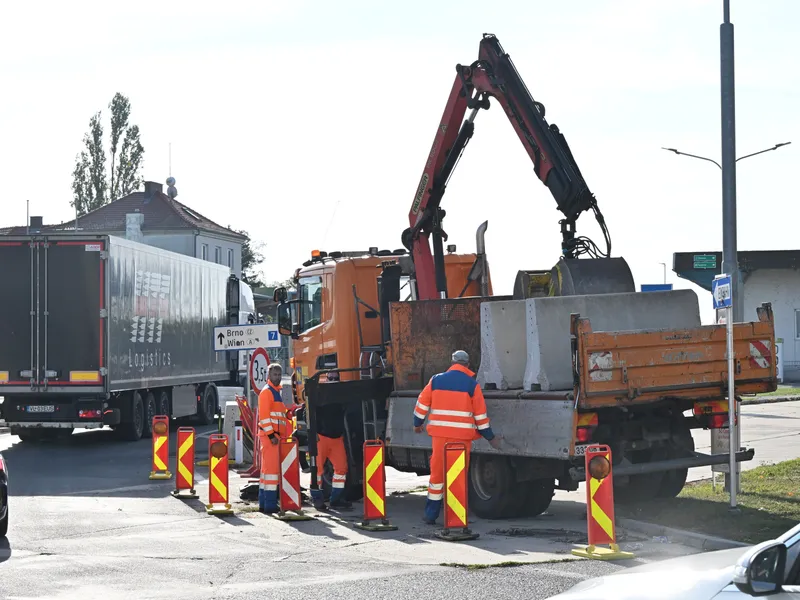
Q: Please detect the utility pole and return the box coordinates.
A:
[720,0,739,323]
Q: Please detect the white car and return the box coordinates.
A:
[550,522,800,599]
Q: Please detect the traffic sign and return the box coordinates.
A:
[249,348,270,394]
[213,323,281,351]
[694,254,717,269]
[712,274,732,310]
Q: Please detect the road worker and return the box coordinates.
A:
[257,363,290,514]
[413,349,502,524]
[309,370,353,511]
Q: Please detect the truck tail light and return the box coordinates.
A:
[78,409,102,419]
[0,454,6,473]
[576,412,599,443]
[694,400,736,429]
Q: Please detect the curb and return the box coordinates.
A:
[741,395,800,406]
[618,517,748,552]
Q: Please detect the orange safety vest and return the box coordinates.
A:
[413,364,493,440]
[257,381,289,439]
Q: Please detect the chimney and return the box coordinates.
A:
[29,216,43,233]
[126,213,144,243]
[143,181,163,195]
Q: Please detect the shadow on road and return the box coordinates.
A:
[0,537,10,563]
[1,422,219,499]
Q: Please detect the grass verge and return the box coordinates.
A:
[618,459,800,544]
[753,385,800,398]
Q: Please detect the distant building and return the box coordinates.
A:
[674,250,800,382]
[0,181,246,277]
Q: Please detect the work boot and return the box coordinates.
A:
[330,498,353,511]
[310,488,327,511]
[422,517,437,525]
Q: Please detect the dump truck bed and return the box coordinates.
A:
[570,302,778,409]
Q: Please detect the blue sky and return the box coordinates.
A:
[1,0,797,324]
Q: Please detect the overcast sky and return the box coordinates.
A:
[1,0,796,324]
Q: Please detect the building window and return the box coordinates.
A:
[215,246,222,264]
[795,310,800,339]
[227,248,234,269]
[201,244,208,261]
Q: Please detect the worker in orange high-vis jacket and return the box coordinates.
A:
[414,350,503,524]
[258,363,290,514]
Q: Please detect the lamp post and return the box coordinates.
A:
[658,262,666,285]
[662,142,790,313]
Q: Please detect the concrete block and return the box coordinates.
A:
[477,300,527,390]
[524,289,701,391]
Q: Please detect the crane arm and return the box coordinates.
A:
[404,33,611,301]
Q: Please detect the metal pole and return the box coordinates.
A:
[720,0,740,323]
[726,304,737,509]
[659,262,666,284]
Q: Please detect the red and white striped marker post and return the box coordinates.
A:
[273,437,312,521]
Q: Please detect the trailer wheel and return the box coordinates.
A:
[142,392,157,437]
[17,430,45,444]
[157,391,171,419]
[118,392,145,441]
[468,454,516,519]
[197,385,217,425]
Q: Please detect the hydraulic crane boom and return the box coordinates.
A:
[403,33,612,301]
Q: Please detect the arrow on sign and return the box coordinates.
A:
[217,333,225,345]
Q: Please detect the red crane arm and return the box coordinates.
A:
[403,33,611,301]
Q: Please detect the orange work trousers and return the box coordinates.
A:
[427,436,472,502]
[317,434,348,494]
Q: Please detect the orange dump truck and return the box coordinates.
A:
[275,249,776,520]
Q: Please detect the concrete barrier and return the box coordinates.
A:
[477,300,527,390]
[524,290,701,391]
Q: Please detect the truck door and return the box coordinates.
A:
[0,237,106,394]
[0,241,36,389]
[42,239,105,392]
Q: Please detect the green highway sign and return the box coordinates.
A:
[693,254,717,269]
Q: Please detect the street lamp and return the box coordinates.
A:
[661,142,792,170]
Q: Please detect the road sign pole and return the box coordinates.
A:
[726,303,737,510]
[245,350,251,403]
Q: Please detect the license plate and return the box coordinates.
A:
[574,444,591,456]
[27,405,55,413]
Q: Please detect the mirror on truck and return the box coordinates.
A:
[273,287,288,303]
[277,301,298,338]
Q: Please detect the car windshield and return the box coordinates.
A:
[298,275,323,331]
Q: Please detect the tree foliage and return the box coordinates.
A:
[71,93,145,216]
[236,229,266,289]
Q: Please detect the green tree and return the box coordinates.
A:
[236,229,266,288]
[71,93,145,216]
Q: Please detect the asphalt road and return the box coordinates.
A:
[2,400,797,599]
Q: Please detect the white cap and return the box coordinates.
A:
[452,350,470,365]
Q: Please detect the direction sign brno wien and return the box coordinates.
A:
[213,323,281,352]
[712,274,732,310]
[249,347,270,394]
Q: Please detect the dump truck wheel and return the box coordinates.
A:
[17,430,45,444]
[468,455,516,519]
[520,478,555,517]
[157,391,171,419]
[657,422,695,499]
